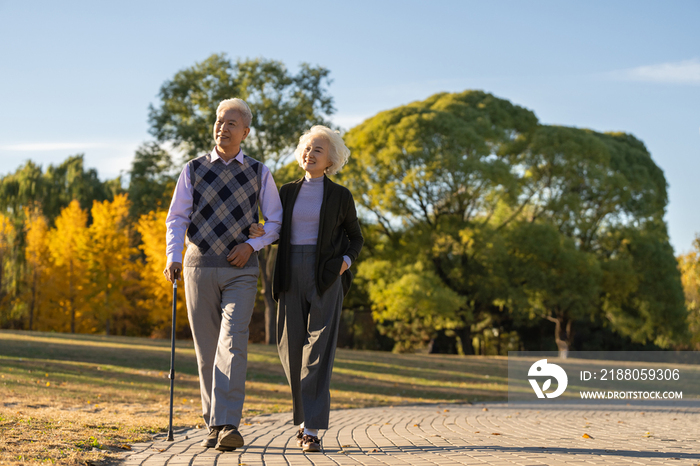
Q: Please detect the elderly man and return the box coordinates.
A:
[163,98,282,451]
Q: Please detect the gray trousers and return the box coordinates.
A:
[184,264,259,428]
[276,245,344,429]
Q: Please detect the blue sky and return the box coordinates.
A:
[0,0,698,252]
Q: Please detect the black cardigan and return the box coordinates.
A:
[272,175,364,300]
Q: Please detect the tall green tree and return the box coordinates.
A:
[127,142,177,220]
[341,90,539,351]
[0,155,117,223]
[342,90,686,353]
[513,126,685,353]
[506,221,603,356]
[149,53,335,343]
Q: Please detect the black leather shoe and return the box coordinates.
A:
[200,426,221,448]
[215,425,244,451]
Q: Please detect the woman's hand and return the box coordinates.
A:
[340,260,349,275]
[249,223,265,238]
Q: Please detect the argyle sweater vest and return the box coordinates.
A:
[184,153,262,268]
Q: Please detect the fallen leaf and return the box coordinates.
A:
[121,445,131,450]
[582,433,592,439]
[372,449,378,452]
[483,407,488,411]
[492,433,501,436]
[46,382,50,387]
[474,431,480,433]
[444,409,449,412]
[413,424,419,427]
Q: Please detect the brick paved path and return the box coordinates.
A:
[120,403,700,466]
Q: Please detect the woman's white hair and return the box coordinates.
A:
[216,98,253,128]
[294,125,350,176]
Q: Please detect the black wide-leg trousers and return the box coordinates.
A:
[276,245,344,429]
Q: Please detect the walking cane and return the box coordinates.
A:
[167,269,179,442]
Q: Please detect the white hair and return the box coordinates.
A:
[294,125,350,176]
[216,98,253,127]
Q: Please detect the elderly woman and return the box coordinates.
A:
[251,125,363,452]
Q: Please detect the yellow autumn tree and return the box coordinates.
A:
[0,214,16,313]
[47,200,90,333]
[136,209,188,337]
[83,194,137,334]
[23,207,51,330]
[679,235,700,349]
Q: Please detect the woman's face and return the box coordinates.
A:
[301,135,331,178]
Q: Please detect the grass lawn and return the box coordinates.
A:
[0,330,507,464]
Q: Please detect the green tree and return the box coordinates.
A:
[127,142,177,219]
[506,221,603,356]
[0,156,114,223]
[341,90,538,351]
[149,53,335,343]
[600,222,688,348]
[515,126,685,353]
[360,258,467,352]
[342,90,686,353]
[679,235,700,348]
[41,155,114,220]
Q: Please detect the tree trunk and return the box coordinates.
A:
[69,261,75,334]
[28,271,37,330]
[428,329,458,354]
[104,279,111,336]
[547,314,573,359]
[456,326,474,355]
[496,327,502,355]
[0,252,4,308]
[259,245,278,344]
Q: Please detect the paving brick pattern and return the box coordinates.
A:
[119,403,700,466]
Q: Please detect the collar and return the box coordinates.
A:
[304,173,325,183]
[211,147,243,165]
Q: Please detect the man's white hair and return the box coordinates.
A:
[294,125,350,176]
[216,98,253,128]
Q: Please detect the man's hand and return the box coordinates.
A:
[227,243,254,267]
[340,260,349,275]
[248,223,265,239]
[164,262,183,283]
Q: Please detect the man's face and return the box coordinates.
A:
[213,108,250,152]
